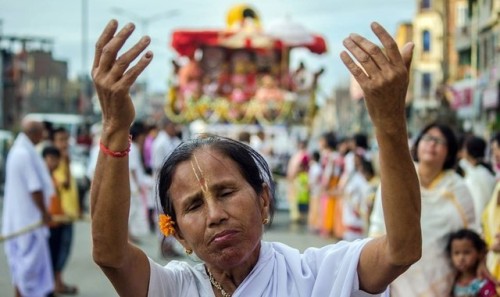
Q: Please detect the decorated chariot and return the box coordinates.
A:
[165,4,327,126]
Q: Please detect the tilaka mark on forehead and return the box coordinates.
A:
[190,154,209,194]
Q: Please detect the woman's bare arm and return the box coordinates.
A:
[340,22,421,293]
[90,20,153,297]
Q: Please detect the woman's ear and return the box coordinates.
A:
[260,183,271,218]
[173,228,191,252]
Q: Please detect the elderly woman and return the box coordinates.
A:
[91,20,421,297]
[370,123,476,296]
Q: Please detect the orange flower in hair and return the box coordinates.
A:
[158,214,176,237]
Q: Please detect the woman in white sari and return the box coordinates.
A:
[370,123,476,297]
[90,19,421,297]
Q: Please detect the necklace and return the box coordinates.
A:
[207,269,231,297]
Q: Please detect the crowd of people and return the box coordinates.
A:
[2,17,500,297]
[285,126,500,295]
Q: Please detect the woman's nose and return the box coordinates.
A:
[206,199,227,226]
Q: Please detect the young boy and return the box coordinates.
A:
[42,146,78,295]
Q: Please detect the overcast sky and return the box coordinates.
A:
[1,0,415,98]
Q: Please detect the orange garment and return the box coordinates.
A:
[48,177,62,227]
[321,194,335,236]
[321,176,343,237]
[48,194,63,216]
[333,197,345,239]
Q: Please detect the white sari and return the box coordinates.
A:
[369,168,476,297]
[148,240,388,297]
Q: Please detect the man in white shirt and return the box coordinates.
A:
[2,118,55,297]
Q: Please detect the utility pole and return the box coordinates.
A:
[80,0,90,115]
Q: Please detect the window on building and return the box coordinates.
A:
[423,30,431,52]
[458,49,471,66]
[456,3,468,28]
[422,73,432,98]
[421,0,431,9]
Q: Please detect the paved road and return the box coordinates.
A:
[0,211,335,297]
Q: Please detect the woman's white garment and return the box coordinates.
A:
[459,159,496,227]
[369,168,476,297]
[342,172,370,241]
[2,132,55,297]
[128,142,150,237]
[308,161,322,199]
[148,240,388,297]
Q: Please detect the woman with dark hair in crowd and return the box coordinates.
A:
[459,135,496,226]
[370,122,476,296]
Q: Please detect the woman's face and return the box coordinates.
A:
[417,127,448,169]
[170,148,270,270]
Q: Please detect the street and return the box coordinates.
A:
[0,210,334,297]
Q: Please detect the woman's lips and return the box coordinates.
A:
[211,230,238,244]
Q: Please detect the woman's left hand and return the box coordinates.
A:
[340,22,413,134]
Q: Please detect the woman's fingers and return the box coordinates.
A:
[340,51,369,85]
[122,51,154,86]
[109,35,151,79]
[98,23,137,73]
[344,33,384,74]
[370,22,403,66]
[400,42,414,72]
[93,20,118,70]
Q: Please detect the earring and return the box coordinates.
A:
[185,248,193,255]
[262,218,269,225]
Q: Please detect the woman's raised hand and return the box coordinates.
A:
[92,20,153,134]
[340,22,413,134]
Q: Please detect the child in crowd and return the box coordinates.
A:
[307,151,322,232]
[43,146,62,222]
[446,229,498,297]
[43,146,78,295]
[295,155,310,225]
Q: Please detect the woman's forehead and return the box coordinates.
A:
[426,127,444,136]
[169,149,245,199]
[174,148,241,181]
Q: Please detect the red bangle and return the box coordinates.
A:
[100,135,132,158]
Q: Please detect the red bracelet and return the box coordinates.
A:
[99,135,132,158]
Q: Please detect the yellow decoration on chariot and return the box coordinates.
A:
[226,4,261,31]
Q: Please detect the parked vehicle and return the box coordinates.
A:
[24,113,92,197]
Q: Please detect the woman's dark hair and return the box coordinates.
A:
[322,131,337,150]
[42,146,61,159]
[130,121,145,140]
[465,136,494,174]
[445,228,487,257]
[411,122,458,170]
[353,133,369,150]
[465,136,486,159]
[157,134,276,226]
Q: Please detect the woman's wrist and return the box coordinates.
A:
[100,128,131,152]
[100,134,132,158]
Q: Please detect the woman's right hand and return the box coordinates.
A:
[92,20,153,138]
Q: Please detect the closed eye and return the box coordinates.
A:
[186,199,203,212]
[220,188,236,197]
